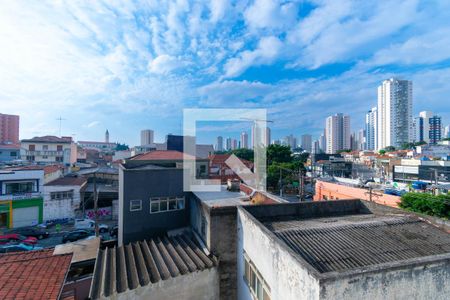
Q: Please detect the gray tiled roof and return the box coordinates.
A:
[89,234,216,299]
[267,215,450,273]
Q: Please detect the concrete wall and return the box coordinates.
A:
[320,259,450,300]
[43,184,83,220]
[120,167,190,245]
[237,208,320,300]
[109,267,219,300]
[314,180,401,207]
[190,196,238,300]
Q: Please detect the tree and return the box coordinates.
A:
[379,149,386,155]
[115,143,129,151]
[230,148,254,162]
[336,149,352,154]
[267,144,292,164]
[383,146,396,152]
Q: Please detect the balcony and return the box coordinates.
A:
[25,150,64,156]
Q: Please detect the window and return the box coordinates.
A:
[50,191,74,200]
[10,151,17,157]
[57,145,63,151]
[42,155,48,159]
[5,182,34,194]
[243,253,271,300]
[130,200,142,211]
[56,156,63,162]
[43,145,48,150]
[28,145,35,151]
[150,197,185,213]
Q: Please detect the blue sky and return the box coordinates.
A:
[1,0,450,145]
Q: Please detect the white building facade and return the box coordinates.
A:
[20,136,77,165]
[377,78,413,150]
[43,177,87,221]
[365,107,378,150]
[325,113,350,154]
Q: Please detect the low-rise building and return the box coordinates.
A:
[393,158,450,184]
[237,199,450,299]
[208,154,254,184]
[0,168,44,228]
[416,144,450,159]
[0,144,20,162]
[43,176,87,221]
[21,135,77,165]
[78,140,117,152]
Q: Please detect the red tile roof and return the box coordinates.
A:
[44,164,64,175]
[44,176,87,186]
[5,164,64,174]
[129,150,199,161]
[0,249,72,300]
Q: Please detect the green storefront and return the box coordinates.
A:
[0,197,43,229]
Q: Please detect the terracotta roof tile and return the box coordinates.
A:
[44,176,87,186]
[0,249,72,300]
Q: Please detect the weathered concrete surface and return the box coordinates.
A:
[320,258,450,300]
[239,200,450,300]
[104,268,219,300]
[237,208,320,300]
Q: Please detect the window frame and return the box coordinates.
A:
[243,252,271,300]
[149,196,185,214]
[129,199,142,212]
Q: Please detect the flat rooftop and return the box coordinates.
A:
[193,185,250,208]
[243,200,450,274]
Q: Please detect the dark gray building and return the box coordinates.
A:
[119,163,190,245]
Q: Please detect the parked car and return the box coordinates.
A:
[0,234,37,245]
[16,228,50,240]
[0,243,42,253]
[74,219,108,233]
[62,230,95,243]
[110,225,118,238]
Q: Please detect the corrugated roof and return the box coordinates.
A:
[89,234,216,299]
[266,214,450,273]
[0,249,72,300]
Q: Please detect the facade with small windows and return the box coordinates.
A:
[0,169,44,228]
[21,135,77,165]
[118,162,190,245]
[43,177,87,221]
[0,144,20,162]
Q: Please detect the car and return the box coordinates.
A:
[62,229,95,243]
[0,243,43,253]
[15,228,50,240]
[74,219,109,233]
[0,234,37,245]
[110,225,118,238]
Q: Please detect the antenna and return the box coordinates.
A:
[56,116,66,137]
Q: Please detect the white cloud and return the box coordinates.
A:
[209,0,229,23]
[223,36,283,78]
[244,0,298,31]
[148,54,183,74]
[86,121,100,128]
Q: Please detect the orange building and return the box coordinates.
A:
[314,180,401,208]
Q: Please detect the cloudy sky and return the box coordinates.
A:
[1,0,450,145]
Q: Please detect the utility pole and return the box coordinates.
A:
[279,168,283,197]
[299,168,305,202]
[93,173,99,237]
[56,116,66,137]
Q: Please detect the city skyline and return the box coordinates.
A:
[1,1,450,145]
